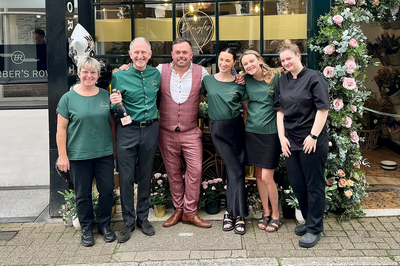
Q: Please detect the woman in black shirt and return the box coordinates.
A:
[274,40,329,248]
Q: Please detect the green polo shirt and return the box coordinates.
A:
[56,89,113,160]
[111,65,160,121]
[244,73,279,134]
[201,75,246,120]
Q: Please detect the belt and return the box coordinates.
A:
[130,118,158,128]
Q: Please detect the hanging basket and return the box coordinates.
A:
[390,19,400,30]
[359,128,380,151]
[389,51,400,66]
[388,88,400,105]
[390,127,400,141]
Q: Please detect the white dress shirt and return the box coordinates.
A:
[157,62,209,104]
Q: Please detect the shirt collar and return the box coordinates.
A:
[130,64,147,74]
[288,65,307,79]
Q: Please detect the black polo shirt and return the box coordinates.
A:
[274,67,329,151]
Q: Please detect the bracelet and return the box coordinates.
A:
[309,134,318,140]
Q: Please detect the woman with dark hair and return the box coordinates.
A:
[201,48,248,235]
[275,40,329,248]
[239,50,282,233]
[57,57,116,247]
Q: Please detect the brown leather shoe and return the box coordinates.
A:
[182,213,212,228]
[163,209,183,227]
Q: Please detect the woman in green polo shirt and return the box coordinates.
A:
[56,57,116,247]
[201,48,248,235]
[239,50,282,233]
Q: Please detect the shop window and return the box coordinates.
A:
[0,3,47,108]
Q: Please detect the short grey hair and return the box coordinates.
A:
[130,37,152,51]
[77,56,101,75]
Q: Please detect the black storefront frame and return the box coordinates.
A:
[47,0,331,216]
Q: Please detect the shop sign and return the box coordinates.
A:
[177,10,214,53]
[66,0,78,80]
[0,45,47,84]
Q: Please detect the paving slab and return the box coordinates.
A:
[280,257,398,266]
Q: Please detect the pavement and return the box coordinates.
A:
[2,188,400,265]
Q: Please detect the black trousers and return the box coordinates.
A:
[70,154,114,231]
[210,115,248,218]
[116,122,159,226]
[285,142,328,234]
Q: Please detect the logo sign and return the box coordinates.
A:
[177,10,214,53]
[11,51,25,64]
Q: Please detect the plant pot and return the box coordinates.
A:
[63,215,73,227]
[390,19,400,30]
[379,55,391,66]
[282,206,295,219]
[205,199,221,215]
[295,209,305,224]
[245,165,254,178]
[198,119,204,131]
[154,205,167,218]
[73,216,81,230]
[382,22,392,29]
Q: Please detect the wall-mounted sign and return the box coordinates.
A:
[177,10,214,53]
[0,44,47,84]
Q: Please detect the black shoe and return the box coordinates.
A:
[294,224,307,236]
[117,224,135,243]
[137,219,155,236]
[98,226,116,243]
[81,230,95,247]
[299,232,321,248]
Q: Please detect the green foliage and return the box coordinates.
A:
[308,0,382,220]
[150,173,171,206]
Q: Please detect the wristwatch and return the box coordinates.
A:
[309,133,318,140]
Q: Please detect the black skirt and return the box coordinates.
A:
[245,131,281,169]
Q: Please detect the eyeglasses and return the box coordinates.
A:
[80,71,98,76]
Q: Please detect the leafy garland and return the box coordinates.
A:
[308,0,400,220]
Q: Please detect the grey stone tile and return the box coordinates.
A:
[337,250,364,256]
[362,249,388,256]
[112,251,137,262]
[214,250,232,259]
[280,257,397,265]
[189,250,214,259]
[135,250,191,261]
[313,250,340,257]
[352,242,379,250]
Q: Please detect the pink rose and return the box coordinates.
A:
[333,15,344,26]
[343,77,357,90]
[360,0,365,5]
[338,169,346,178]
[350,131,359,143]
[344,190,353,198]
[339,178,347,187]
[327,179,333,186]
[162,174,168,178]
[344,0,355,4]
[208,180,214,184]
[224,185,227,190]
[157,180,163,185]
[203,184,208,189]
[151,193,153,196]
[154,173,161,179]
[353,161,360,169]
[211,186,216,191]
[161,193,164,196]
[349,38,358,48]
[351,105,357,113]
[154,192,158,195]
[347,180,354,187]
[202,181,208,186]
[324,45,335,55]
[345,59,357,74]
[155,186,158,189]
[343,117,352,128]
[333,99,344,111]
[323,66,335,78]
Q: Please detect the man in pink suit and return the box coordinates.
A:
[158,38,211,228]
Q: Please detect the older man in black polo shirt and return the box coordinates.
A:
[110,37,160,243]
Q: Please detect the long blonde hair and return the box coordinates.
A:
[239,49,281,85]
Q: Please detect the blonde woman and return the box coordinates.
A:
[274,40,329,248]
[239,50,282,232]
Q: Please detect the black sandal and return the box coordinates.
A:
[222,213,235,231]
[234,216,246,235]
[265,218,283,233]
[257,215,271,230]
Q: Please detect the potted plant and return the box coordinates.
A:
[200,177,226,215]
[198,100,208,130]
[150,173,170,218]
[58,189,77,227]
[278,186,296,219]
[246,179,261,216]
